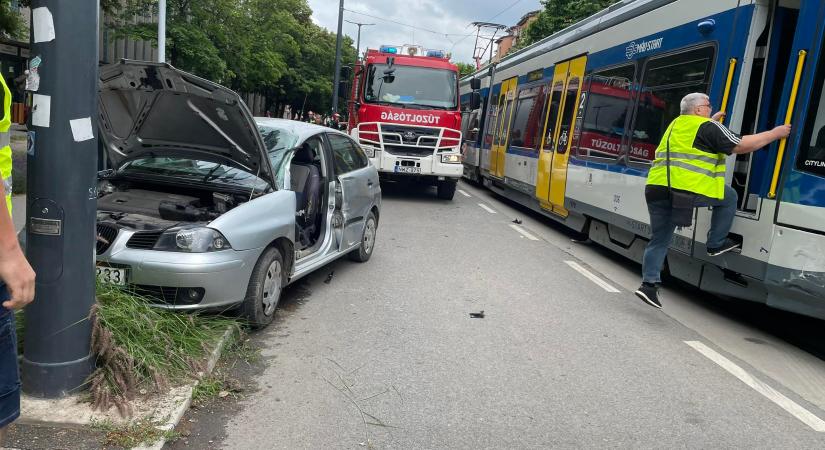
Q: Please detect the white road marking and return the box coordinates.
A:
[509,224,540,241]
[478,203,497,214]
[685,341,825,432]
[564,261,620,293]
[458,189,472,197]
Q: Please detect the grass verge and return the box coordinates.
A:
[93,419,180,448]
[89,283,241,416]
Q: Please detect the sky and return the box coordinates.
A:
[306,0,543,65]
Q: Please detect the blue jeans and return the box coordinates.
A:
[0,285,19,429]
[641,185,738,284]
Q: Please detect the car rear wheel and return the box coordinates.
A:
[242,246,284,329]
[348,211,377,263]
[437,180,457,200]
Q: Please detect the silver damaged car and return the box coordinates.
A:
[95,61,381,328]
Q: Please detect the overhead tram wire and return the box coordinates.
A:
[342,8,472,44]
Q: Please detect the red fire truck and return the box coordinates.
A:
[347,45,469,200]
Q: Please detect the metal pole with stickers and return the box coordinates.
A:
[21,0,99,397]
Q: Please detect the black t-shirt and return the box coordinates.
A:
[645,119,741,202]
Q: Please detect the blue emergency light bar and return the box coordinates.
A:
[379,45,399,54]
[378,45,447,59]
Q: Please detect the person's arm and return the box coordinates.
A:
[733,125,792,154]
[0,178,35,310]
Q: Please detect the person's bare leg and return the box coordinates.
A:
[0,425,8,445]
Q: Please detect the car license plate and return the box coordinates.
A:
[96,266,127,286]
[395,165,421,174]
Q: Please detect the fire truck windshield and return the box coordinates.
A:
[364,64,458,110]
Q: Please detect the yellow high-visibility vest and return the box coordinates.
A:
[0,75,12,215]
[647,115,727,200]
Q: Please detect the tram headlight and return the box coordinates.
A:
[441,153,461,164]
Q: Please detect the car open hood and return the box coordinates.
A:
[98,61,274,187]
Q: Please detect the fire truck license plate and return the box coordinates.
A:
[395,165,421,174]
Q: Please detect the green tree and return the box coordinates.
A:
[518,0,618,49]
[104,0,356,116]
[455,62,477,79]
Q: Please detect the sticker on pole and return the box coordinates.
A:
[32,94,51,128]
[70,118,94,142]
[32,8,56,43]
[25,55,42,92]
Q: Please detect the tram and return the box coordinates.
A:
[459,0,825,319]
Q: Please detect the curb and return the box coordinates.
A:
[132,325,238,450]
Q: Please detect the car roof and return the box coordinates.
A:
[254,118,350,142]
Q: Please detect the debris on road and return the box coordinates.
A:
[324,271,334,284]
[512,218,523,224]
[469,311,485,319]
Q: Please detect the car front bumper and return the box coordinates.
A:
[97,235,262,311]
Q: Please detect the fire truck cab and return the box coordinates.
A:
[348,45,464,200]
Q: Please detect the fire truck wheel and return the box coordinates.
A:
[437,180,457,200]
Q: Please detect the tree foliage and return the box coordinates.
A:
[455,62,477,79]
[105,0,356,115]
[518,0,618,49]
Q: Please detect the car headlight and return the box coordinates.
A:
[154,226,232,252]
[441,153,461,164]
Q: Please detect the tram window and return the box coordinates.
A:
[542,82,564,151]
[508,85,546,151]
[629,46,715,164]
[497,88,516,146]
[798,61,825,177]
[578,64,635,159]
[555,77,580,154]
[484,98,499,147]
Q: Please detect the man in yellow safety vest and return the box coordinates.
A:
[635,92,791,309]
[0,73,36,445]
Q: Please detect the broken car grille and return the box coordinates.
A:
[96,223,119,255]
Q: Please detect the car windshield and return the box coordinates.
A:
[258,124,300,189]
[121,157,269,190]
[364,64,458,109]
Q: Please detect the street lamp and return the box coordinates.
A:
[345,20,374,62]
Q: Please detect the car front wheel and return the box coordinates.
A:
[348,211,377,263]
[242,246,284,329]
[437,180,457,200]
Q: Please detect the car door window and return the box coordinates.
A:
[328,134,367,175]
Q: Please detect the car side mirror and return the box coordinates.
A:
[470,78,481,90]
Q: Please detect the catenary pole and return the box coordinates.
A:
[346,20,374,63]
[332,0,345,113]
[22,0,99,397]
[158,0,166,62]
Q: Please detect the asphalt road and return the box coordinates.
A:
[173,180,824,449]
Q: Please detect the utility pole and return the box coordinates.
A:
[331,0,345,114]
[22,0,99,397]
[158,0,166,62]
[345,20,374,62]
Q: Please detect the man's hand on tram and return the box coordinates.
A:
[712,110,726,122]
[772,124,792,139]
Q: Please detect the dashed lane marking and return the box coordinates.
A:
[685,340,825,432]
[458,189,472,197]
[478,203,497,214]
[509,224,540,241]
[564,261,620,293]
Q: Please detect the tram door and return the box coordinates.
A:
[490,77,518,178]
[536,56,587,216]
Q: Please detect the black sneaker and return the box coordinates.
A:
[635,283,662,309]
[707,238,741,256]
